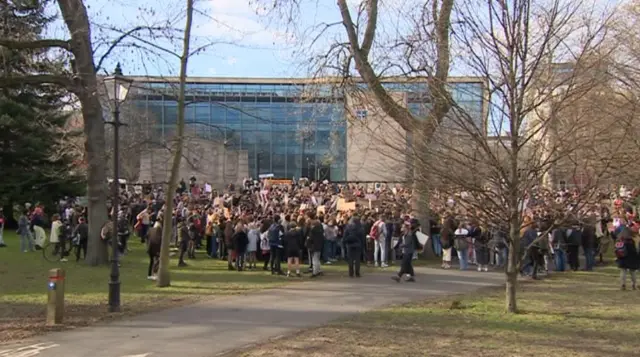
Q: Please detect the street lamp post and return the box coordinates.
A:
[103,63,133,313]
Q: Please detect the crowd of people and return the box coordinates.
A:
[6,177,640,288]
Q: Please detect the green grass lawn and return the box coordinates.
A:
[232,264,639,357]
[0,231,291,343]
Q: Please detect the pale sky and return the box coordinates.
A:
[44,0,626,78]
[44,0,419,78]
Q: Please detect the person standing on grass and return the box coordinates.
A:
[284,221,303,277]
[306,212,325,278]
[566,222,582,271]
[246,219,260,270]
[268,215,285,275]
[73,217,89,262]
[177,218,191,267]
[233,221,249,271]
[136,206,151,243]
[343,215,365,278]
[50,214,66,262]
[392,218,422,282]
[18,210,33,252]
[453,222,470,271]
[615,226,639,290]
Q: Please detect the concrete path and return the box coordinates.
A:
[0,267,504,357]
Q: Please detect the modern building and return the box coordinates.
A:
[128,76,487,185]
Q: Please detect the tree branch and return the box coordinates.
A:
[360,0,378,58]
[0,39,71,51]
[0,74,73,89]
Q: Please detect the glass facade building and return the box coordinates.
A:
[130,78,485,181]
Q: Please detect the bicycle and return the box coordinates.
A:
[42,238,74,262]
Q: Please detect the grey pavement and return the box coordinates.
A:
[0,267,504,357]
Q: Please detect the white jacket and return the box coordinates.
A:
[50,220,63,243]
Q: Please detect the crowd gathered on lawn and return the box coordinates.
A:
[3,178,640,288]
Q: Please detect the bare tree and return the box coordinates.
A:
[155,0,195,287]
[429,0,617,312]
[255,0,454,225]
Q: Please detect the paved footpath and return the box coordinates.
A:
[0,267,503,357]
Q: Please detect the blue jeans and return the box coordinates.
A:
[323,240,336,261]
[457,247,469,270]
[431,234,442,256]
[209,236,218,258]
[584,248,595,271]
[20,231,33,252]
[555,249,566,272]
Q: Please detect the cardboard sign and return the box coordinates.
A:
[338,200,356,211]
[317,206,325,215]
[204,184,212,193]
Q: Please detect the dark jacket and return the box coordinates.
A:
[394,229,420,255]
[224,222,234,246]
[284,228,303,253]
[617,236,640,271]
[581,224,596,250]
[551,228,567,249]
[306,220,325,252]
[268,223,284,248]
[440,217,456,249]
[233,231,249,254]
[179,224,192,244]
[566,227,582,246]
[147,225,162,256]
[343,218,365,249]
[74,222,89,242]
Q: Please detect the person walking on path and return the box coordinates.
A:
[392,218,422,282]
[343,215,365,278]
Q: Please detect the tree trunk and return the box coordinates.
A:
[156,0,194,287]
[411,137,433,257]
[505,240,519,313]
[57,0,109,265]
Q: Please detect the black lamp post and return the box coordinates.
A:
[103,63,133,313]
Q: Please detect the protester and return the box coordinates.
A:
[343,215,365,278]
[392,219,421,282]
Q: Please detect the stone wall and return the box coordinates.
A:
[345,91,409,182]
[139,138,248,189]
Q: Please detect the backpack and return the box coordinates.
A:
[615,240,627,259]
[369,221,381,240]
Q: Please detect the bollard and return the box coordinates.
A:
[46,268,65,326]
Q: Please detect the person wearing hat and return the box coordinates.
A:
[392,218,422,282]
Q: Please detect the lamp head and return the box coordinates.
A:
[103,63,133,103]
